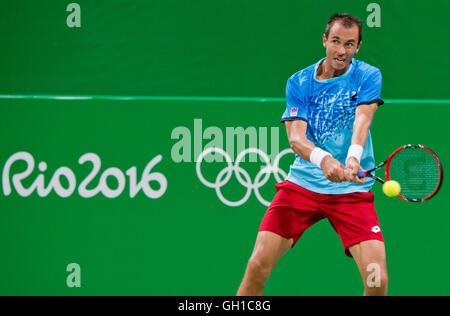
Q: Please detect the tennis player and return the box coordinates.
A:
[237,13,387,296]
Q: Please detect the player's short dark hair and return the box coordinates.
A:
[325,13,362,44]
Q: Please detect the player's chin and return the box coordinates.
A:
[332,59,349,70]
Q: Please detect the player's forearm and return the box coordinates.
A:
[351,118,371,147]
[351,103,377,147]
[288,135,315,162]
[285,120,316,162]
[285,120,332,167]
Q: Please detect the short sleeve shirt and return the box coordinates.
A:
[282,58,383,194]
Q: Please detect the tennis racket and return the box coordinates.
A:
[358,144,443,202]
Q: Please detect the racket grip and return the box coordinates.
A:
[357,170,366,178]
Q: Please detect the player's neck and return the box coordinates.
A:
[317,58,348,80]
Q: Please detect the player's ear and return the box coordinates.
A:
[322,34,327,48]
[356,41,362,53]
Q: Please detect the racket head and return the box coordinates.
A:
[385,144,443,202]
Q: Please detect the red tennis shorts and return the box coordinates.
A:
[259,180,384,257]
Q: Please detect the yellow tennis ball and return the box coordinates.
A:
[383,180,401,197]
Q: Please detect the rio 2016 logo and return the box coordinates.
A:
[1,152,167,199]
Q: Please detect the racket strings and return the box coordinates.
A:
[388,148,440,200]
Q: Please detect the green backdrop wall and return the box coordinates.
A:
[0,0,449,296]
[2,0,449,98]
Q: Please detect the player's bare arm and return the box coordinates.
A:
[285,120,345,183]
[345,102,378,183]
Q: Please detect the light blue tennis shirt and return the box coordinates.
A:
[281,58,384,194]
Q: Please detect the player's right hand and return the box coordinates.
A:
[344,157,365,184]
[321,156,346,183]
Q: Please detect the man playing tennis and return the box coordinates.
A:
[237,13,387,296]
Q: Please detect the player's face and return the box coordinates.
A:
[323,22,361,71]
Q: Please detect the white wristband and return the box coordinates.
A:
[346,144,364,164]
[310,148,332,168]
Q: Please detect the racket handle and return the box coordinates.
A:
[357,170,366,178]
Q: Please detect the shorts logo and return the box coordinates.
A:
[290,107,298,117]
[371,226,381,233]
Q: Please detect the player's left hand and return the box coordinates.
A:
[345,157,365,184]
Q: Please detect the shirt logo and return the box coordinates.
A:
[371,226,381,233]
[290,107,298,116]
[351,92,358,101]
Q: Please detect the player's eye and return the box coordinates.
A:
[346,43,354,47]
[332,40,339,44]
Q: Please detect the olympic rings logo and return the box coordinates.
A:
[196,148,294,207]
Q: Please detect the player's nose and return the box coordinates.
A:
[337,45,346,55]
